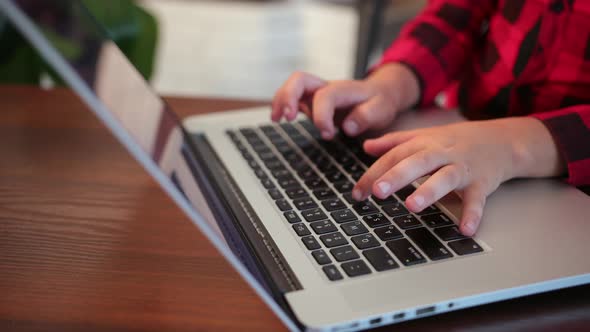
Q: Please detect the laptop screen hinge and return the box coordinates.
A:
[184,133,303,296]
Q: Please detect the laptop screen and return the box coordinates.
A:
[2,0,235,233]
[1,0,291,303]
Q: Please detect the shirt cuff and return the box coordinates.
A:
[374,38,450,108]
[530,109,590,187]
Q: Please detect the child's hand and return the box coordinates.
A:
[271,63,419,140]
[353,117,565,236]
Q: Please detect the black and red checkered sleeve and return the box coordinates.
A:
[531,106,590,186]
[377,0,496,107]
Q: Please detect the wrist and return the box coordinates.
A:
[502,117,566,181]
[365,63,420,112]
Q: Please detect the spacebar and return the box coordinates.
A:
[405,227,453,261]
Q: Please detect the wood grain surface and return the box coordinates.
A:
[0,86,589,332]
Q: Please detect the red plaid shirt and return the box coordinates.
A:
[378,0,590,186]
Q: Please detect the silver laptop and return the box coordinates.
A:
[3,1,590,331]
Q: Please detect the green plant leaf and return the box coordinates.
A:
[123,5,158,80]
[0,1,158,85]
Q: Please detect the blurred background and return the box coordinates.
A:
[0,0,426,100]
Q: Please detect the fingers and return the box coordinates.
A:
[271,71,326,122]
[363,131,418,157]
[352,141,423,200]
[341,96,396,137]
[312,81,371,139]
[370,148,450,200]
[406,165,463,212]
[459,184,487,236]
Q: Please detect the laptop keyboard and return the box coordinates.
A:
[226,120,484,282]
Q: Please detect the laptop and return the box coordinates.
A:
[3,1,590,331]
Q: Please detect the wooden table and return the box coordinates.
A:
[1,86,589,332]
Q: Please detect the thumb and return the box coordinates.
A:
[341,95,398,137]
[459,184,487,236]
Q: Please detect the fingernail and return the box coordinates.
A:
[343,120,359,136]
[464,221,476,234]
[376,181,391,196]
[412,195,425,208]
[290,106,298,119]
[321,130,332,140]
[352,189,363,201]
[283,106,290,118]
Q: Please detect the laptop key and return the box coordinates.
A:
[252,146,269,156]
[277,145,295,156]
[340,221,369,236]
[363,247,399,271]
[331,209,357,223]
[325,170,345,183]
[268,188,283,200]
[334,153,355,167]
[309,154,327,165]
[285,157,301,169]
[344,162,363,174]
[264,159,283,170]
[395,185,415,201]
[386,239,426,266]
[351,170,364,181]
[312,250,332,265]
[302,146,320,157]
[258,151,277,161]
[363,213,390,228]
[352,200,379,215]
[301,208,327,222]
[417,204,442,216]
[276,199,291,211]
[284,210,301,224]
[309,220,337,234]
[351,234,380,250]
[374,225,403,241]
[372,195,397,205]
[333,180,353,193]
[242,151,254,162]
[293,197,318,210]
[341,260,371,277]
[342,192,354,204]
[305,178,327,190]
[313,187,336,200]
[421,213,454,228]
[278,177,299,189]
[320,232,348,248]
[271,169,291,179]
[393,214,422,229]
[254,168,267,179]
[260,177,275,189]
[298,167,318,180]
[246,159,259,169]
[381,202,409,217]
[322,198,346,211]
[330,245,360,262]
[293,223,311,236]
[434,226,466,241]
[285,186,308,199]
[317,161,336,173]
[301,236,321,250]
[448,238,483,255]
[260,124,277,134]
[405,227,453,261]
[299,120,321,137]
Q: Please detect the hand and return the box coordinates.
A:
[353,117,565,236]
[270,63,420,139]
